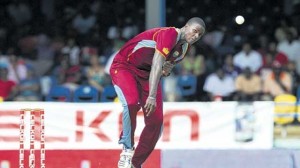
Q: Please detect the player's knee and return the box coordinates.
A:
[126,101,141,112]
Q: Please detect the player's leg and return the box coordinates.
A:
[132,78,163,167]
[110,67,141,168]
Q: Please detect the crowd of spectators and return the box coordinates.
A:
[0,0,300,102]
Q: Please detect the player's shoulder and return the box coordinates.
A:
[160,27,178,34]
[147,27,178,34]
[151,27,179,41]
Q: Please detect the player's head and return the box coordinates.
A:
[183,17,206,44]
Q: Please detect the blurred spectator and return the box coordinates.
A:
[36,34,55,61]
[86,54,109,93]
[276,31,300,73]
[262,61,292,100]
[121,17,138,40]
[6,52,27,84]
[26,33,56,76]
[277,31,300,61]
[14,66,41,101]
[233,42,263,73]
[72,5,96,35]
[81,46,98,65]
[61,38,81,66]
[267,41,289,66]
[260,41,289,79]
[275,19,298,43]
[0,63,17,101]
[180,46,207,101]
[222,54,241,79]
[53,53,82,91]
[181,46,205,75]
[203,68,235,101]
[6,0,32,26]
[235,67,262,101]
[107,26,120,40]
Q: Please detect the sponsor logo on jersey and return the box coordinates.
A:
[163,47,170,55]
[173,51,179,57]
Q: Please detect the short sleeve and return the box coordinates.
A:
[154,28,178,58]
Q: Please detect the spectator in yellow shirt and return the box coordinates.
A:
[235,67,262,101]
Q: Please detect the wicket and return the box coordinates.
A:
[19,109,45,168]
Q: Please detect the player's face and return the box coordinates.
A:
[184,23,204,44]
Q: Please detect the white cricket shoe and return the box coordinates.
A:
[118,148,135,168]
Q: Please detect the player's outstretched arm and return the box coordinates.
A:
[144,51,165,117]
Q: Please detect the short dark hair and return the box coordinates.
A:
[187,17,206,33]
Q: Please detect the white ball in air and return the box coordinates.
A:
[235,15,245,25]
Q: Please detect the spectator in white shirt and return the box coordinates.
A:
[203,68,236,101]
[233,42,263,73]
[277,31,300,74]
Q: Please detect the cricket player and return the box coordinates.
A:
[110,17,206,168]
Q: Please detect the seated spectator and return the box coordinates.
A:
[203,68,235,101]
[86,54,109,93]
[259,41,289,76]
[181,46,205,76]
[53,53,82,91]
[180,46,207,101]
[14,66,41,101]
[7,51,27,84]
[262,61,292,100]
[0,63,17,101]
[235,67,262,101]
[222,53,241,79]
[267,41,289,67]
[276,31,300,74]
[233,42,263,73]
[61,38,80,66]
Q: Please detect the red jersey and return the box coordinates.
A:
[112,27,189,73]
[0,80,16,99]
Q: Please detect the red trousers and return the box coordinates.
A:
[110,63,163,167]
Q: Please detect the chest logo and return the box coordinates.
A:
[173,51,180,57]
[162,48,170,55]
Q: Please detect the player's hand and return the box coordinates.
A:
[162,61,175,77]
[144,97,156,117]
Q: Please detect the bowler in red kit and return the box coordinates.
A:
[110,17,206,168]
